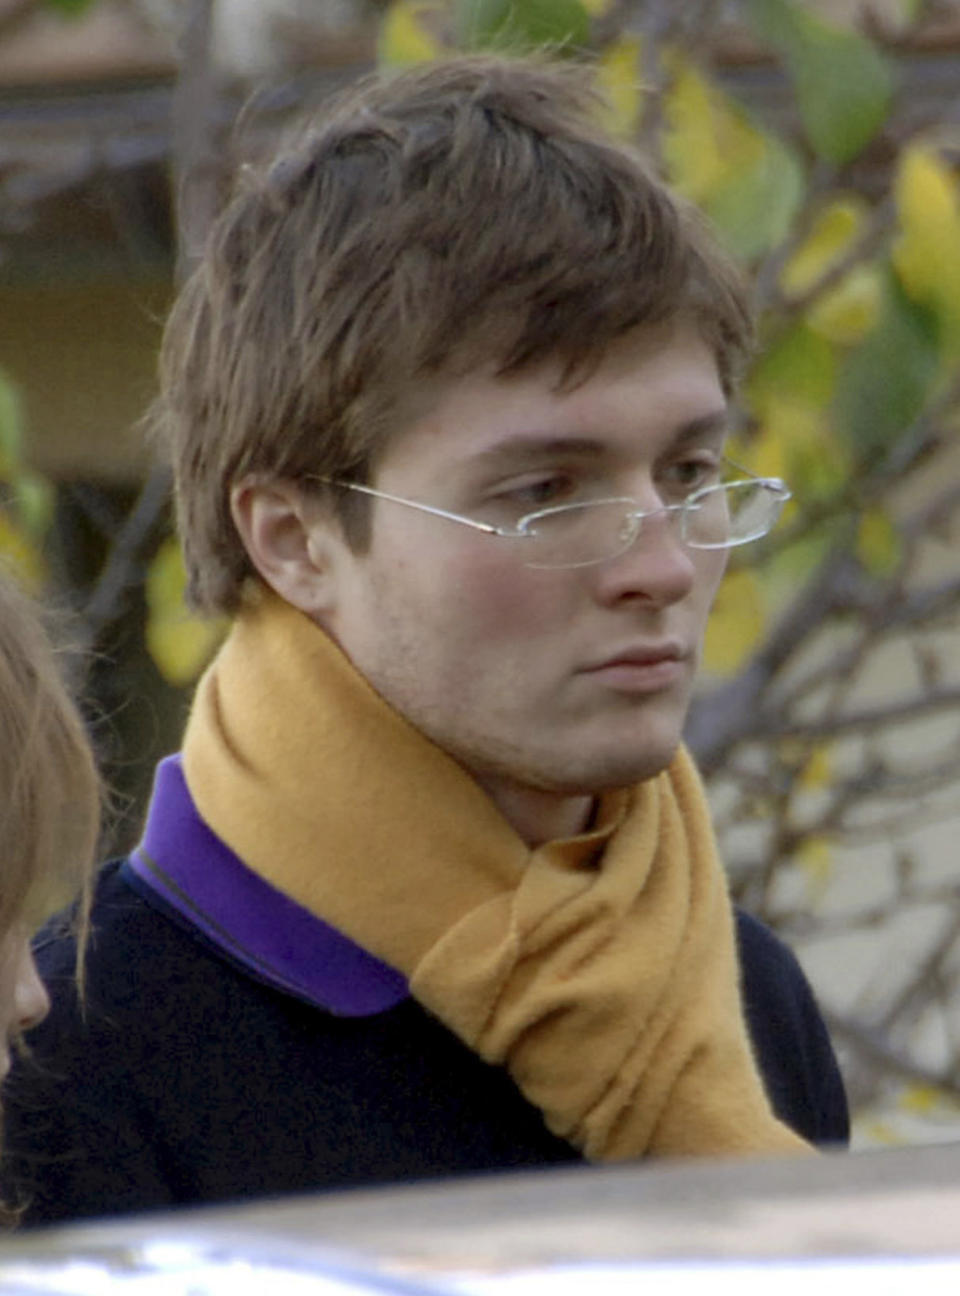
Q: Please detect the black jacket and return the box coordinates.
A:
[2,861,848,1227]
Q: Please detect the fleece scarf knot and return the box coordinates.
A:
[183,589,810,1160]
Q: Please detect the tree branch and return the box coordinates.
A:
[778,684,960,741]
[171,0,220,282]
[824,1006,960,1098]
[79,464,172,651]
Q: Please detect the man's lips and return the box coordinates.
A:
[578,642,689,692]
[581,642,687,672]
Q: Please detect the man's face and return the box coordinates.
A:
[317,320,729,823]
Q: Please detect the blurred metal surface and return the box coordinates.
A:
[0,1141,959,1291]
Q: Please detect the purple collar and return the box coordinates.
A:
[125,754,409,1016]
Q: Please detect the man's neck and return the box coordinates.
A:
[472,775,596,848]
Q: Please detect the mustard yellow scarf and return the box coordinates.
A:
[183,589,809,1160]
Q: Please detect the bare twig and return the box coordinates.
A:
[171,0,221,283]
[876,908,960,1036]
[79,464,172,651]
[824,1006,960,1099]
[779,685,960,742]
[687,549,860,770]
[0,0,37,42]
[67,0,225,664]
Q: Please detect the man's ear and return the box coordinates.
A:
[230,477,342,619]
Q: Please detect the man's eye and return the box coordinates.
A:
[499,475,578,509]
[659,457,721,496]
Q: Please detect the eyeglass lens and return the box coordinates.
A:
[525,481,779,568]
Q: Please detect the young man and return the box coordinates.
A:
[3,55,847,1226]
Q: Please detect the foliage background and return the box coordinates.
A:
[1,0,959,1143]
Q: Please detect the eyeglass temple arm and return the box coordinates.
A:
[310,477,509,537]
[723,458,790,497]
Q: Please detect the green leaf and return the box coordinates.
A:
[764,515,848,592]
[749,321,836,412]
[13,473,54,538]
[454,0,590,52]
[789,428,849,504]
[705,126,804,262]
[833,271,940,457]
[661,59,803,262]
[745,0,893,164]
[0,370,22,477]
[42,0,98,15]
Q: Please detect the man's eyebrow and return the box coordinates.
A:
[468,414,730,470]
[669,412,730,446]
[467,435,606,469]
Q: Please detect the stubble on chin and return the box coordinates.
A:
[445,715,685,799]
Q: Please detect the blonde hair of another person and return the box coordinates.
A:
[0,570,99,1085]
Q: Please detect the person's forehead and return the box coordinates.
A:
[378,321,727,480]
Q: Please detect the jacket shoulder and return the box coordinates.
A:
[735,907,849,1147]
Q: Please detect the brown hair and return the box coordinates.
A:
[151,54,754,614]
[0,570,99,948]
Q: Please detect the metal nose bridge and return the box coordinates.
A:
[617,501,688,548]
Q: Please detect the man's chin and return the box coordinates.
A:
[536,737,684,796]
[567,692,692,786]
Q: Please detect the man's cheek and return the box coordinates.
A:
[442,558,538,623]
[697,552,728,617]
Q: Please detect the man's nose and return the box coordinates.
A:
[593,506,700,607]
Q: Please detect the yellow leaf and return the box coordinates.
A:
[595,36,642,137]
[800,743,832,790]
[806,262,883,346]
[728,424,792,483]
[580,0,612,12]
[378,0,444,66]
[702,568,765,677]
[662,56,802,262]
[899,1084,944,1116]
[145,538,226,687]
[777,738,831,788]
[856,506,901,577]
[0,510,46,592]
[781,197,869,298]
[662,61,741,203]
[893,147,960,296]
[892,146,960,356]
[745,357,850,505]
[854,1118,903,1147]
[745,395,842,496]
[776,736,806,771]
[795,837,833,899]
